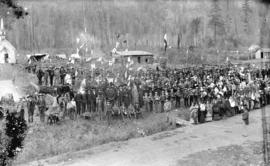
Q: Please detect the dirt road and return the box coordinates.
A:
[21,107,266,166]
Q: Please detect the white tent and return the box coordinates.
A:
[56,54,67,59]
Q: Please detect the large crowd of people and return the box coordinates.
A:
[19,62,270,125]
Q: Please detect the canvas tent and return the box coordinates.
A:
[26,53,49,64]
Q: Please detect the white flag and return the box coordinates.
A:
[0,18,4,31]
[164,33,168,46]
[91,63,96,69]
[76,38,80,44]
[116,41,120,49]
[109,61,113,66]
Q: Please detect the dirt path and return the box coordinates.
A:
[19,107,266,166]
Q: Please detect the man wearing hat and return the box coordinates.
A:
[48,66,55,86]
[242,104,249,125]
[36,66,44,85]
[60,66,66,85]
[27,95,36,123]
[37,93,46,123]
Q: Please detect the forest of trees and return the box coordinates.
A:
[1,0,270,59]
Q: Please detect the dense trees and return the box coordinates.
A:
[0,0,28,29]
[1,0,269,57]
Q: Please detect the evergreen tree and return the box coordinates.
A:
[0,0,28,30]
[0,0,28,19]
[208,0,225,46]
[242,0,252,34]
[259,1,270,47]
[4,111,27,159]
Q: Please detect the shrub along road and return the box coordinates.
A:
[16,106,266,166]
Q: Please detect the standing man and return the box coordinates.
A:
[74,92,82,116]
[81,92,87,114]
[86,90,91,112]
[36,67,44,85]
[44,68,49,86]
[60,66,66,85]
[27,95,36,123]
[90,88,97,112]
[37,94,46,123]
[71,67,76,86]
[48,66,55,87]
[242,104,249,125]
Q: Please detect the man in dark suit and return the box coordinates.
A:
[74,92,82,115]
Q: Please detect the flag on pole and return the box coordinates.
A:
[164,34,168,46]
[91,63,96,69]
[125,70,128,79]
[116,41,120,49]
[97,57,102,62]
[164,33,168,52]
[109,61,113,66]
[0,18,4,32]
[76,38,80,44]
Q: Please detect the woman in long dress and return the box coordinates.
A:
[154,92,160,113]
[198,100,206,123]
[189,101,199,124]
[205,100,213,122]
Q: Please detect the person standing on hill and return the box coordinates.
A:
[36,67,44,85]
[74,92,82,115]
[71,67,76,86]
[242,105,249,125]
[44,69,49,86]
[48,66,55,86]
[27,95,36,123]
[37,94,46,123]
[60,66,66,85]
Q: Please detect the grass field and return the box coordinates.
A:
[14,111,184,164]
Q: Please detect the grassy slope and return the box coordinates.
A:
[14,112,180,164]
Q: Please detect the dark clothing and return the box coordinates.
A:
[48,69,54,86]
[37,69,44,85]
[74,93,82,115]
[60,68,66,85]
[242,111,249,125]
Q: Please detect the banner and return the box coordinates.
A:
[91,63,96,69]
[109,61,113,66]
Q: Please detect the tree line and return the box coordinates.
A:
[1,0,270,56]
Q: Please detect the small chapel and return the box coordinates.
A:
[0,18,17,64]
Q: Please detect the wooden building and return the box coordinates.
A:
[112,50,154,64]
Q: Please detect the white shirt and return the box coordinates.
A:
[200,104,206,111]
[229,98,236,107]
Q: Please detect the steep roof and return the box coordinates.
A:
[0,39,16,53]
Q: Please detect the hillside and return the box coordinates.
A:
[3,0,264,59]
